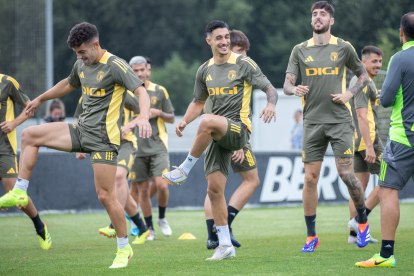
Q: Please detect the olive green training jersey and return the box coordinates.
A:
[131,81,174,157]
[349,76,383,152]
[286,36,365,124]
[68,50,143,146]
[0,74,29,156]
[194,51,270,132]
[75,90,140,148]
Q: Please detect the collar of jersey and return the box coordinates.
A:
[99,50,113,64]
[207,51,239,66]
[402,41,414,50]
[307,35,338,47]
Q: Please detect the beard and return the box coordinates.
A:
[312,22,330,34]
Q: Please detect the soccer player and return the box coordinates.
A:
[203,30,260,250]
[74,92,150,244]
[356,12,414,268]
[283,1,371,252]
[0,74,52,250]
[162,20,277,260]
[0,22,151,269]
[347,46,384,244]
[128,56,175,240]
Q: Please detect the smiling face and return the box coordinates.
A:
[311,8,334,34]
[206,28,231,56]
[362,53,383,78]
[72,40,100,66]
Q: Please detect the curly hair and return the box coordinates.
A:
[205,20,229,37]
[230,30,250,51]
[67,22,99,48]
[311,1,335,18]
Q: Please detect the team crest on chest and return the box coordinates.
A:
[151,96,157,105]
[330,52,338,62]
[97,71,105,82]
[228,70,236,80]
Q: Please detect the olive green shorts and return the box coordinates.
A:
[69,123,118,166]
[204,118,250,178]
[354,150,383,174]
[0,154,18,178]
[130,152,170,183]
[302,122,355,162]
[117,140,137,173]
[231,142,257,173]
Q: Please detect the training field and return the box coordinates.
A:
[1,204,414,275]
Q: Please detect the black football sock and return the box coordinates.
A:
[355,207,368,224]
[144,215,153,229]
[158,206,166,219]
[109,223,114,229]
[130,213,148,233]
[350,230,357,237]
[380,240,394,258]
[366,208,372,216]
[206,219,218,241]
[31,214,45,239]
[305,215,316,237]
[227,205,239,228]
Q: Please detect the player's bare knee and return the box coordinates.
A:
[114,173,125,189]
[304,173,318,187]
[207,186,221,201]
[97,189,111,206]
[21,127,36,147]
[198,114,214,132]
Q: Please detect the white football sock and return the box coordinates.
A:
[117,235,129,249]
[216,225,232,246]
[13,178,29,192]
[179,154,199,175]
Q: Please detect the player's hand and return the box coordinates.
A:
[365,146,376,164]
[76,152,87,160]
[232,149,245,164]
[136,116,152,138]
[149,108,159,119]
[293,85,309,97]
[0,121,17,134]
[176,120,187,137]
[121,125,131,139]
[331,91,352,104]
[259,103,276,123]
[25,98,42,116]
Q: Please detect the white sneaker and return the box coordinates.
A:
[206,245,236,261]
[162,166,187,185]
[145,227,157,241]
[157,218,172,236]
[348,235,357,244]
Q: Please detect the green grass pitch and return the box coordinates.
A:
[1,204,414,275]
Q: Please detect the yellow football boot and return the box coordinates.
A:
[38,223,52,250]
[0,189,28,209]
[109,244,133,268]
[99,226,116,238]
[356,253,396,268]
[132,229,150,244]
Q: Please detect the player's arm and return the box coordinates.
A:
[150,109,175,124]
[260,83,277,123]
[26,79,75,116]
[380,54,402,108]
[176,99,205,137]
[0,99,30,134]
[283,73,309,97]
[129,85,151,138]
[356,108,376,163]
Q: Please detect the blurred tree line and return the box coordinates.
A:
[1,0,412,116]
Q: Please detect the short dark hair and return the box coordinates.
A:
[205,20,229,37]
[401,12,414,41]
[230,30,250,51]
[143,56,151,65]
[361,46,384,59]
[311,1,335,18]
[67,22,99,48]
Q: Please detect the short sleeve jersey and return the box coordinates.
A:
[67,50,143,146]
[74,90,140,148]
[0,74,29,155]
[286,36,365,124]
[349,76,383,152]
[131,81,174,157]
[194,52,270,132]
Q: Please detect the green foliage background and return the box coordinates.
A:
[1,0,413,115]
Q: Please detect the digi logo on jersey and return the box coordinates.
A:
[82,86,106,96]
[306,67,339,76]
[208,87,238,95]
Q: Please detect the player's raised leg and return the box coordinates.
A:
[301,161,322,252]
